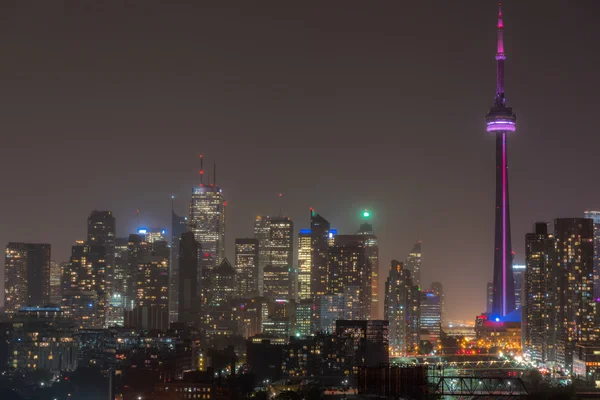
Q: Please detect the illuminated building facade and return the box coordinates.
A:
[254,216,270,296]
[430,282,444,324]
[189,184,226,277]
[210,259,236,307]
[475,315,521,352]
[4,243,51,313]
[9,307,78,373]
[523,222,554,364]
[137,228,167,243]
[112,237,129,304]
[234,238,259,297]
[551,218,595,371]
[584,210,600,298]
[87,210,115,296]
[268,216,294,298]
[318,293,345,333]
[384,260,419,355]
[513,264,525,310]
[61,241,107,328]
[126,234,152,310]
[253,216,294,299]
[50,261,63,305]
[327,235,372,320]
[335,320,389,375]
[357,211,380,319]
[297,230,312,301]
[487,2,517,318]
[419,290,441,344]
[404,242,422,288]
[125,240,170,331]
[295,300,312,337]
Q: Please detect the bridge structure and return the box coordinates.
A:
[431,376,529,397]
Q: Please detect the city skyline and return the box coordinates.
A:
[3,1,600,323]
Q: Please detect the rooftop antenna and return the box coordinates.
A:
[136,209,140,232]
[278,193,283,216]
[213,162,217,186]
[200,154,204,185]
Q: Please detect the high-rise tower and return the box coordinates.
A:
[486,1,517,317]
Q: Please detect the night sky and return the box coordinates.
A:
[2,1,600,321]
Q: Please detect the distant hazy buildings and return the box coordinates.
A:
[178,231,200,325]
[405,242,422,288]
[4,243,51,313]
[170,207,188,323]
[430,282,444,324]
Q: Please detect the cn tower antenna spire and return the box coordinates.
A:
[495,1,506,103]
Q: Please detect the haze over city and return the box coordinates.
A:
[2,0,600,323]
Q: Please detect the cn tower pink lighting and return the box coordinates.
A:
[487,0,516,317]
[502,132,507,315]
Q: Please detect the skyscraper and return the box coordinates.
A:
[61,241,105,328]
[357,211,380,319]
[297,230,312,301]
[87,211,116,296]
[234,238,259,297]
[486,1,517,317]
[254,216,271,296]
[420,290,441,345]
[327,235,372,320]
[584,210,600,299]
[87,210,116,248]
[178,231,200,325]
[125,240,170,331]
[254,216,294,299]
[551,218,595,371]
[523,222,554,364]
[310,210,330,300]
[513,264,525,310]
[404,242,422,288]
[50,261,63,305]
[430,282,444,325]
[4,243,51,313]
[267,216,294,299]
[189,183,226,275]
[384,260,419,356]
[170,206,188,323]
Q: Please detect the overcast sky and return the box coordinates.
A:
[2,1,600,321]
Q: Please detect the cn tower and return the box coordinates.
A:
[486,1,516,317]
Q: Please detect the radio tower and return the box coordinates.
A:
[486,1,517,317]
